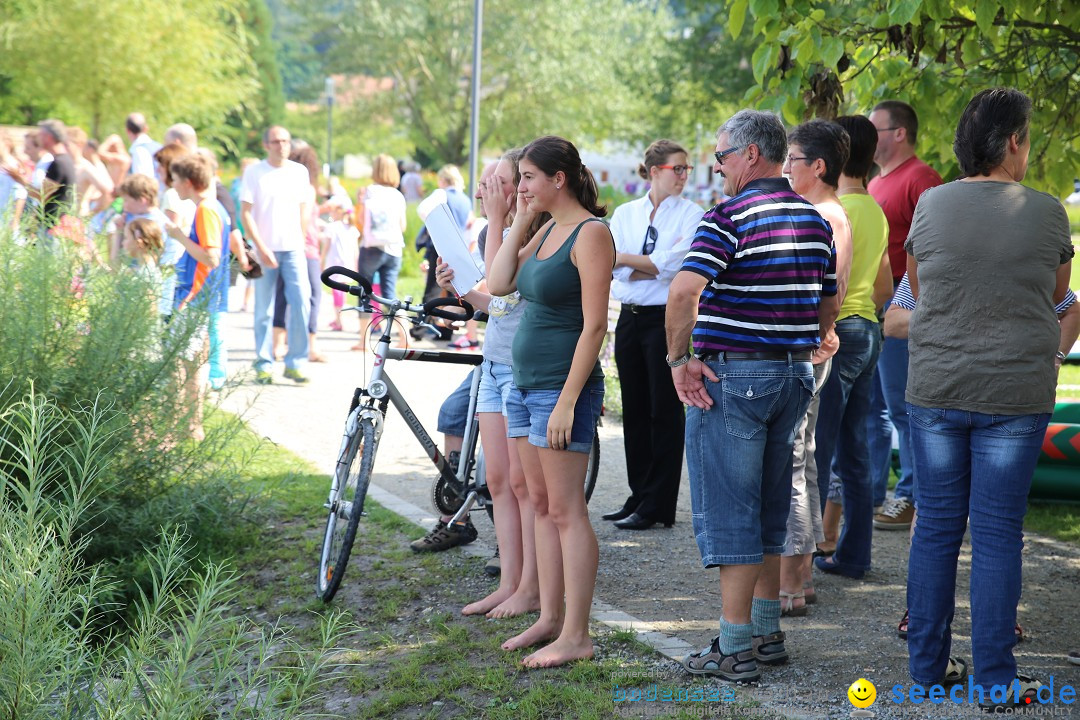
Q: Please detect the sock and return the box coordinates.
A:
[751,597,781,637]
[717,618,752,655]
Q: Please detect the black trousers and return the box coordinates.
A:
[614,305,686,524]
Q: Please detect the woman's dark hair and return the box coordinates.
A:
[834,115,878,181]
[953,87,1032,178]
[787,119,850,189]
[521,135,607,218]
[637,139,687,180]
[289,140,320,187]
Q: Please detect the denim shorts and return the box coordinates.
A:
[506,379,604,454]
[476,359,515,415]
[437,371,474,436]
[685,357,814,566]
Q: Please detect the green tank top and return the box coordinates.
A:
[512,218,607,390]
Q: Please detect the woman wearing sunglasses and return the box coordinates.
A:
[602,140,704,531]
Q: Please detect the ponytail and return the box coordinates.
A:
[522,135,607,218]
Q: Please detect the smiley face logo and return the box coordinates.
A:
[848,678,877,708]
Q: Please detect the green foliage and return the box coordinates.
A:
[0,391,347,719]
[729,0,1080,196]
[294,0,679,165]
[218,0,287,160]
[0,228,258,614]
[0,0,284,162]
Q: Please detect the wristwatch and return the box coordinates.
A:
[666,353,692,368]
[1056,350,1067,362]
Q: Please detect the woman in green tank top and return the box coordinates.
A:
[488,136,614,668]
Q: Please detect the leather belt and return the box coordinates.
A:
[622,303,666,314]
[697,350,813,362]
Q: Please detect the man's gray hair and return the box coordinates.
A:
[717,110,787,164]
[37,118,67,143]
[165,123,198,150]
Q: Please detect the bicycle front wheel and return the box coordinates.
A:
[317,417,377,602]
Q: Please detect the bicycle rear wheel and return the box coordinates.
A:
[317,416,377,602]
[583,424,600,502]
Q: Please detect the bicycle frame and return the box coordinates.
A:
[360,328,484,524]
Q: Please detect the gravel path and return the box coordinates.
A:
[218,302,1080,719]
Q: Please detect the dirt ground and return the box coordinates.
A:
[220,306,1080,719]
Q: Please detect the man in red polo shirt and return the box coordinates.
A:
[867,100,941,534]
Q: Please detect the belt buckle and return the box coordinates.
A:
[629,304,641,314]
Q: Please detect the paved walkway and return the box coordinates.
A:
[217,298,1080,719]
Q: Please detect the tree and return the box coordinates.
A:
[217,0,287,160]
[0,0,258,142]
[727,0,1079,195]
[295,0,676,166]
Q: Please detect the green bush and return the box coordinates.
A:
[0,229,260,615]
[0,391,345,719]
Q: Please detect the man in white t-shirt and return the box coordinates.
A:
[240,125,312,384]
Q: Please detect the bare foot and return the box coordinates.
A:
[309,352,328,363]
[462,587,514,616]
[521,636,595,668]
[487,590,541,619]
[349,343,367,352]
[189,426,206,442]
[501,617,560,651]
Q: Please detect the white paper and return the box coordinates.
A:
[425,203,484,296]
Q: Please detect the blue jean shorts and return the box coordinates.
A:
[686,357,814,566]
[476,359,516,415]
[506,379,604,454]
[437,371,474,436]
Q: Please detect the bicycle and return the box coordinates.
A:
[315,266,599,602]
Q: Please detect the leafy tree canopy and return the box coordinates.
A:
[730,0,1079,195]
[0,0,281,160]
[296,0,677,166]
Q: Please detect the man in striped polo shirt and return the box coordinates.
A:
[667,110,840,682]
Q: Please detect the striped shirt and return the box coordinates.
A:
[893,272,1076,314]
[175,198,230,312]
[681,178,836,353]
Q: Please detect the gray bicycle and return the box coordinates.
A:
[315,266,599,603]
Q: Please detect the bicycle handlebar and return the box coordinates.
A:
[321,265,474,322]
[321,266,371,298]
[424,296,475,322]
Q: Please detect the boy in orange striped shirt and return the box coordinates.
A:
[165,154,230,440]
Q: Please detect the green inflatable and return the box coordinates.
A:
[1031,402,1080,501]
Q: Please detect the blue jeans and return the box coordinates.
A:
[876,335,914,500]
[253,250,310,372]
[906,406,1050,688]
[685,357,814,567]
[359,247,402,318]
[813,316,881,574]
[208,311,227,389]
[866,364,893,508]
[438,372,473,437]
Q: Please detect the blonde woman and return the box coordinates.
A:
[353,154,407,349]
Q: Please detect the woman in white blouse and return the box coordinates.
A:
[603,139,704,530]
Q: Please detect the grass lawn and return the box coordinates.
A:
[223,412,772,720]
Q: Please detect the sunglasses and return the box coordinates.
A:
[713,146,742,165]
[641,225,658,255]
[656,164,694,176]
